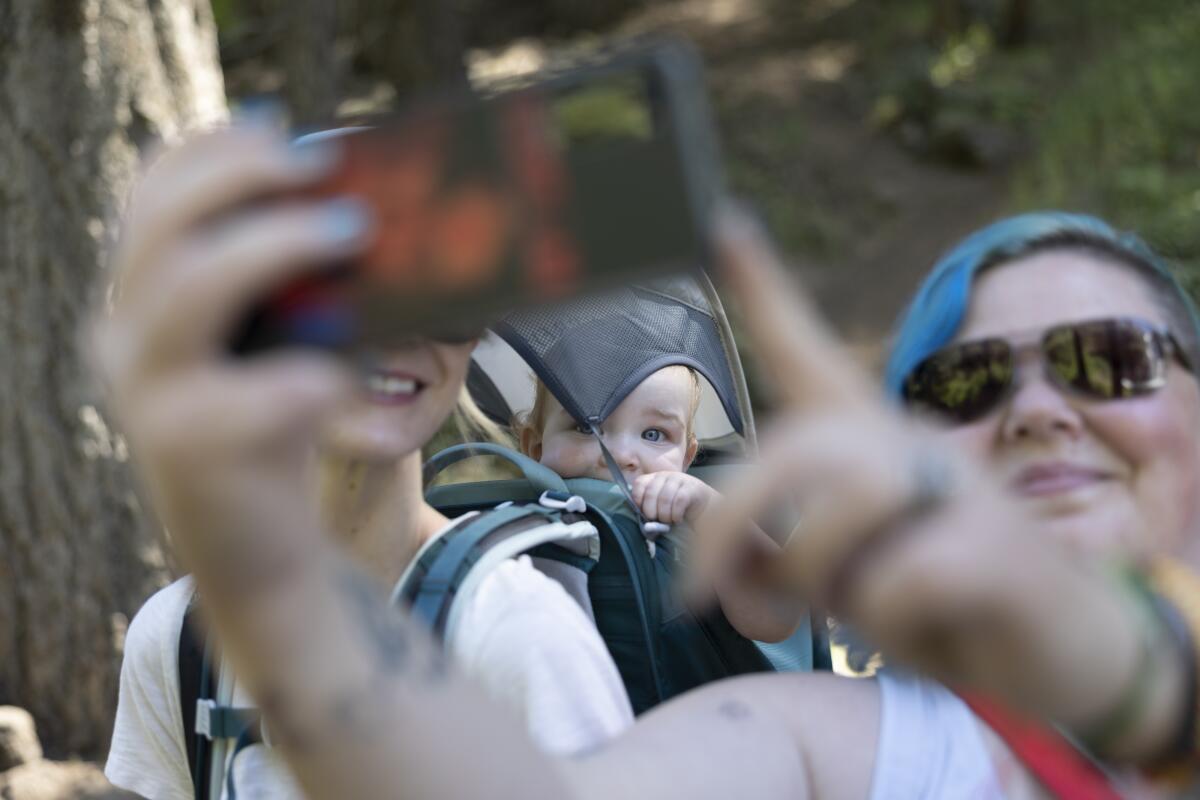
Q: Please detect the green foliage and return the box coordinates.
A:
[929,24,994,89]
[717,94,894,258]
[554,79,653,142]
[1015,2,1200,288]
[210,0,242,32]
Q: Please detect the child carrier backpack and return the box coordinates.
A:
[177,271,833,797]
[176,438,830,799]
[404,442,823,714]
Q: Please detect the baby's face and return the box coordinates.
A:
[533,366,697,485]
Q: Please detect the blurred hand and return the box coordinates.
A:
[92,125,367,468]
[90,124,370,567]
[694,206,1025,678]
[632,471,719,525]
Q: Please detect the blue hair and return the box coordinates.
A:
[883,211,1200,398]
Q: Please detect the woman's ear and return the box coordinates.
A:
[519,425,543,461]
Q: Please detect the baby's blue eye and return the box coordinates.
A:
[642,428,665,443]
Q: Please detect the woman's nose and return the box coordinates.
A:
[999,366,1085,444]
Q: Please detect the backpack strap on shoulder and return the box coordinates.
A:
[179,595,263,800]
[392,503,597,642]
[423,443,568,495]
[178,600,211,800]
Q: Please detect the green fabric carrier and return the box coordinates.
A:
[408,443,782,715]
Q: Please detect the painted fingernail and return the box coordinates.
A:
[324,198,372,244]
[232,95,287,130]
[290,138,339,176]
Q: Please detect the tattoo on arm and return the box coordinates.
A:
[257,563,449,753]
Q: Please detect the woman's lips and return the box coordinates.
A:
[1010,462,1113,497]
[364,369,424,406]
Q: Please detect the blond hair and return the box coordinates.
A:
[452,385,514,448]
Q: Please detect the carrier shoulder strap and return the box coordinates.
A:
[178,596,263,800]
[178,599,213,800]
[394,503,596,641]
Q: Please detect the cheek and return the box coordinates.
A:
[539,437,592,474]
[1088,396,1200,552]
[1085,396,1197,472]
[649,443,689,471]
[935,422,998,466]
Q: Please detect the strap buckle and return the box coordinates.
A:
[538,491,586,513]
[195,699,259,741]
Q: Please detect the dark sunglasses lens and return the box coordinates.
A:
[904,339,1013,422]
[1045,319,1162,399]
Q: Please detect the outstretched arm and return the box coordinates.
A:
[93,126,857,800]
[699,207,1190,767]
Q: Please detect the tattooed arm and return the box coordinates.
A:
[93,127,853,800]
[178,501,852,800]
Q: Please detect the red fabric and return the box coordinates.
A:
[960,693,1124,800]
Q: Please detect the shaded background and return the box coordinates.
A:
[217,0,1200,358]
[1,0,1198,794]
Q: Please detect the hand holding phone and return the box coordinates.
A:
[232,39,724,355]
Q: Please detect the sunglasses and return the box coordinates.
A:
[902,317,1192,424]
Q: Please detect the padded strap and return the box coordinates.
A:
[408,505,554,628]
[528,543,599,573]
[423,443,568,494]
[179,605,201,787]
[178,599,224,800]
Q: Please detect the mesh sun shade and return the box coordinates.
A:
[490,277,745,434]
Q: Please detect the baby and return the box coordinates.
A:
[517,365,803,643]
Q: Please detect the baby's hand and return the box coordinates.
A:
[631,472,718,525]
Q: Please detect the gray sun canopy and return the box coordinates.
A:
[469,272,756,457]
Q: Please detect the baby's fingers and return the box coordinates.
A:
[638,474,669,521]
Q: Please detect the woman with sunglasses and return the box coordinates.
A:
[96,126,1200,799]
[99,124,637,800]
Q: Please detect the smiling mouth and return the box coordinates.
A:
[364,370,424,406]
[1010,463,1113,497]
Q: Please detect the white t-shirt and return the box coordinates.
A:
[869,672,1007,800]
[106,538,633,799]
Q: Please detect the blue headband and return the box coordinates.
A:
[883,211,1200,398]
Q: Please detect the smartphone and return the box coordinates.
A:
[231,38,724,355]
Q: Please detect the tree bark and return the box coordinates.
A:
[275,0,340,124]
[0,0,226,759]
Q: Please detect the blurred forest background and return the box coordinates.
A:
[211,0,1200,347]
[1,0,1199,796]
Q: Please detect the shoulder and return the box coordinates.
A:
[122,576,195,681]
[106,577,196,800]
[450,556,634,753]
[455,556,589,647]
[870,671,1005,799]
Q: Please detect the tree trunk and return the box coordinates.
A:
[275,0,340,124]
[0,0,226,759]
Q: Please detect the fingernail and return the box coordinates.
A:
[324,198,372,245]
[290,138,339,176]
